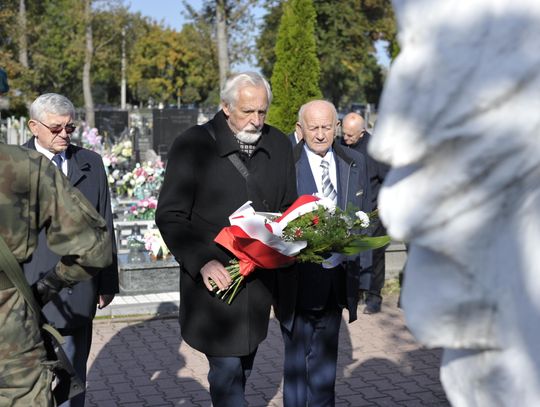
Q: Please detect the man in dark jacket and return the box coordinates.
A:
[342,112,390,314]
[23,93,118,407]
[275,100,372,407]
[156,72,297,407]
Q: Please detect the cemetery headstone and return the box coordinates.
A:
[95,110,129,143]
[152,108,198,161]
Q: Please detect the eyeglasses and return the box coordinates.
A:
[37,120,77,135]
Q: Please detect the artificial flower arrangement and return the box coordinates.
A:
[127,196,158,221]
[111,161,165,198]
[81,125,103,154]
[210,194,390,304]
[143,228,170,260]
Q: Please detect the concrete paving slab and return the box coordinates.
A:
[87,293,449,407]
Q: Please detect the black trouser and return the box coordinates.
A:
[206,350,257,407]
[368,219,388,297]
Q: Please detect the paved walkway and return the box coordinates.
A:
[87,294,450,407]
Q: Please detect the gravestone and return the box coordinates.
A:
[95,110,129,143]
[117,253,179,295]
[152,108,198,161]
[130,110,153,161]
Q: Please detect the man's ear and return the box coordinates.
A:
[222,103,231,117]
[28,120,39,136]
[295,122,303,138]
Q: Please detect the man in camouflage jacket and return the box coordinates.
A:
[0,144,112,407]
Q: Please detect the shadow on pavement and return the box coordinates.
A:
[86,302,210,406]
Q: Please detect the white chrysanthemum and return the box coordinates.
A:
[355,211,370,228]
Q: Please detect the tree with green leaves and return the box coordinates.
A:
[0,1,220,116]
[267,0,322,134]
[182,0,258,89]
[257,0,396,109]
[127,19,219,107]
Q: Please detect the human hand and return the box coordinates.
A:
[33,268,66,306]
[322,253,345,269]
[98,294,115,309]
[200,260,231,291]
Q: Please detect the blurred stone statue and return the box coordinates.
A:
[370,0,540,406]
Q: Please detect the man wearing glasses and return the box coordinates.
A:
[23,93,118,407]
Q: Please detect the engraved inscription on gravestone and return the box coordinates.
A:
[152,108,198,161]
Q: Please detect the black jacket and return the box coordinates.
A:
[341,132,389,207]
[156,110,297,356]
[23,137,119,329]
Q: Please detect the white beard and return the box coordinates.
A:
[235,129,261,144]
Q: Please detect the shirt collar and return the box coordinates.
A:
[304,144,334,164]
[34,138,67,162]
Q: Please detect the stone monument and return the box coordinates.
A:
[370,0,540,405]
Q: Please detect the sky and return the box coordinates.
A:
[126,0,390,69]
[127,0,191,31]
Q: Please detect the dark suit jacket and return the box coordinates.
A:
[275,140,372,329]
[23,137,119,329]
[341,132,389,207]
[288,132,300,145]
[156,110,297,357]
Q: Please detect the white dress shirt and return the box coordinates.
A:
[304,145,337,196]
[35,140,68,176]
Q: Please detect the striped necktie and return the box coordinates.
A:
[320,160,337,202]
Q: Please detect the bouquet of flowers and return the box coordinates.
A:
[127,196,158,220]
[211,194,390,304]
[81,125,103,154]
[109,160,165,198]
[143,229,170,259]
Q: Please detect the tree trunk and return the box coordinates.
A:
[18,0,29,68]
[121,27,127,110]
[216,0,230,90]
[83,0,95,128]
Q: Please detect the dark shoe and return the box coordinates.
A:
[363,295,382,314]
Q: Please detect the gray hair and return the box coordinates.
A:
[220,72,273,110]
[29,93,75,121]
[297,100,338,127]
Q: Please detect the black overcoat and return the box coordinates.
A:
[156,111,297,356]
[22,137,119,328]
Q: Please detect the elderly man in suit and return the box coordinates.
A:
[341,112,390,314]
[156,72,297,407]
[23,93,118,407]
[275,100,372,407]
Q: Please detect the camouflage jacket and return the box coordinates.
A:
[0,144,112,283]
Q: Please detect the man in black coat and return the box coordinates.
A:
[23,93,118,407]
[275,100,372,407]
[341,112,390,314]
[156,72,297,407]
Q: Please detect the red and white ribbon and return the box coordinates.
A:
[214,194,336,276]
